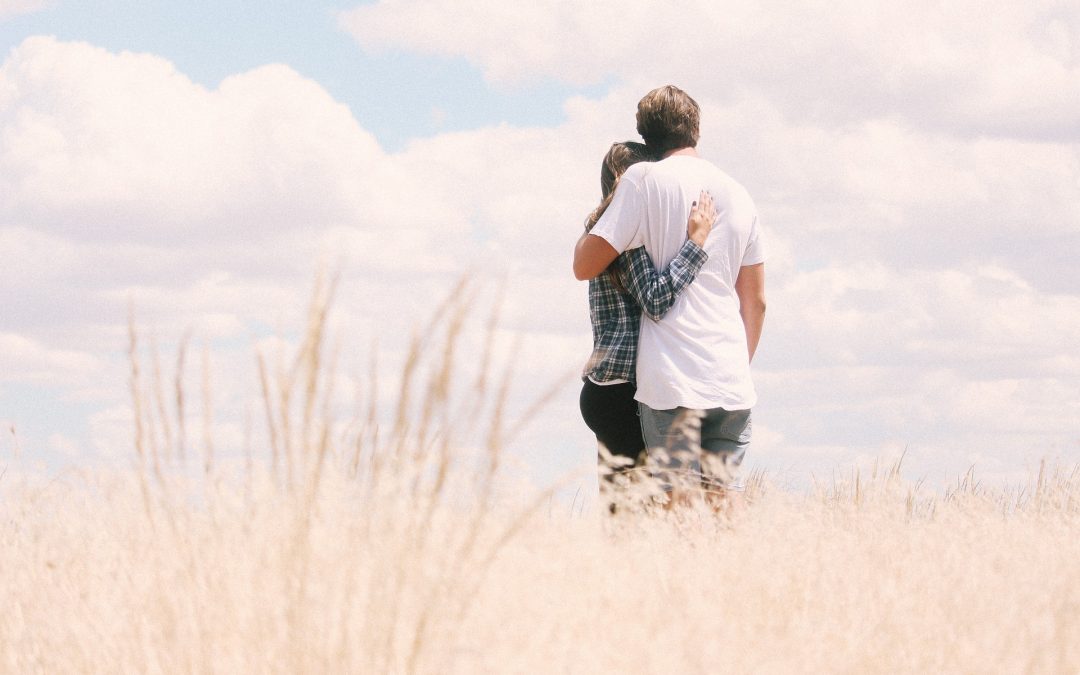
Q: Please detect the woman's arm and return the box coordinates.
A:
[622,191,715,321]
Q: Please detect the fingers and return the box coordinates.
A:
[689,190,716,224]
[697,189,716,216]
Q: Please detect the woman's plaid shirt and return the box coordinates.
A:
[584,240,708,383]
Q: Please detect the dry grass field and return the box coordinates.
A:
[3,281,1078,673]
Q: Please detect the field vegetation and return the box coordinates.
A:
[3,279,1078,673]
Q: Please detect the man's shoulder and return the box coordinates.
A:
[620,161,652,186]
[652,155,727,182]
[683,158,753,204]
[647,156,748,198]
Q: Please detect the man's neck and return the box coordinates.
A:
[662,146,698,159]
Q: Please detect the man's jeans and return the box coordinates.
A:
[638,404,752,491]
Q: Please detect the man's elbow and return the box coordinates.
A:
[741,296,767,316]
[574,234,620,281]
[573,254,606,281]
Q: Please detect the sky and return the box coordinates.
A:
[1,0,1078,493]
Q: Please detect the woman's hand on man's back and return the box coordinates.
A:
[687,190,716,247]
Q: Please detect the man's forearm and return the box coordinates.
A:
[740,301,765,363]
[573,232,620,280]
[734,263,766,363]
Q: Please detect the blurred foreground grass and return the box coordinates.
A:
[2,277,1078,673]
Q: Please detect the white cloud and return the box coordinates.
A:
[765,263,1080,371]
[0,332,103,386]
[0,0,45,21]
[0,37,384,243]
[750,256,1080,487]
[0,33,603,468]
[340,0,1080,140]
[1,34,1078,484]
[685,92,1080,293]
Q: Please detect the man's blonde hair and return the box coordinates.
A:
[636,85,700,156]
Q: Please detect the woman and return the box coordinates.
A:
[579,141,715,489]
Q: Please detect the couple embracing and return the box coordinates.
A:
[573,85,767,508]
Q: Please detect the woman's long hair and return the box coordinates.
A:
[584,141,653,293]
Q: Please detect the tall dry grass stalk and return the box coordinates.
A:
[2,277,1079,673]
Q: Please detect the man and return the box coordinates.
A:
[573,85,766,505]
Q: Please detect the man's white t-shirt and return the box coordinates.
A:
[589,154,765,411]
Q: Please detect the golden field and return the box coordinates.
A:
[3,281,1078,673]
